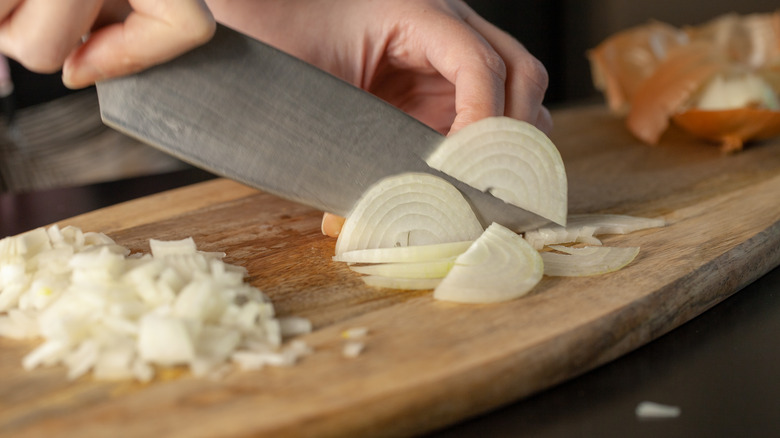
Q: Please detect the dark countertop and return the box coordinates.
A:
[2,168,778,437]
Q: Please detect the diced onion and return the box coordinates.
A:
[0,225,311,381]
[541,245,640,276]
[425,117,568,226]
[433,223,543,303]
[334,173,484,256]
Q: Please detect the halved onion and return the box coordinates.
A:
[425,117,567,226]
[524,214,665,250]
[541,245,640,277]
[333,241,472,264]
[433,223,543,303]
[334,173,484,256]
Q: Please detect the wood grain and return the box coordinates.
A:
[1,105,779,437]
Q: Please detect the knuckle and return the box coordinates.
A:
[14,39,70,73]
[520,55,549,93]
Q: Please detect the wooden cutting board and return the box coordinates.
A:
[2,105,779,437]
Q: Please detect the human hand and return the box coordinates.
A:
[208,0,552,237]
[0,0,215,89]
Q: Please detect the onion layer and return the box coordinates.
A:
[425,117,567,226]
[334,173,484,256]
[524,214,666,250]
[433,223,543,303]
[541,245,640,277]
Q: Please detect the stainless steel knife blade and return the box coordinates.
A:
[96,25,551,231]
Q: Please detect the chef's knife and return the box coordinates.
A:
[96,25,551,231]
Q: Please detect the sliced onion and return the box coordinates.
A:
[333,240,472,264]
[524,214,665,250]
[541,245,640,277]
[361,276,442,290]
[433,223,543,303]
[334,173,484,256]
[425,117,567,226]
[349,258,455,279]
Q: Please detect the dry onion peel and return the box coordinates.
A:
[433,223,543,303]
[626,42,726,144]
[425,117,567,226]
[541,245,640,277]
[672,107,780,152]
[587,21,689,113]
[334,173,483,256]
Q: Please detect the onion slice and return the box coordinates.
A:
[425,117,567,226]
[333,241,472,264]
[541,245,640,277]
[361,276,442,290]
[524,214,665,250]
[334,173,484,256]
[433,223,543,303]
[349,258,455,279]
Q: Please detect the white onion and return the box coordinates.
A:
[361,276,442,290]
[0,225,311,381]
[349,258,455,279]
[541,245,640,276]
[524,214,665,250]
[425,117,568,226]
[334,173,484,256]
[433,223,543,303]
[333,240,473,264]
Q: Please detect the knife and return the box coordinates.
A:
[96,25,551,231]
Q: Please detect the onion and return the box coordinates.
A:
[541,245,640,277]
[672,107,780,152]
[0,225,311,381]
[334,173,484,256]
[626,42,726,144]
[349,258,455,279]
[425,117,567,226]
[587,21,689,114]
[433,223,543,303]
[333,241,472,264]
[590,12,780,147]
[524,214,666,250]
[361,276,442,290]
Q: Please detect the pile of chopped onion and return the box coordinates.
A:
[0,225,311,381]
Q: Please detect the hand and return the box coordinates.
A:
[207,0,552,237]
[0,0,215,89]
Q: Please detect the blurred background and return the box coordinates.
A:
[1,0,778,193]
[467,0,779,105]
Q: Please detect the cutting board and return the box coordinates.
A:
[2,105,779,437]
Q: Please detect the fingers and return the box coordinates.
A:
[460,6,549,130]
[0,0,102,73]
[63,0,216,88]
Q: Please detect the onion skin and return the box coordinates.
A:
[626,43,725,144]
[672,108,780,152]
[588,21,688,114]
